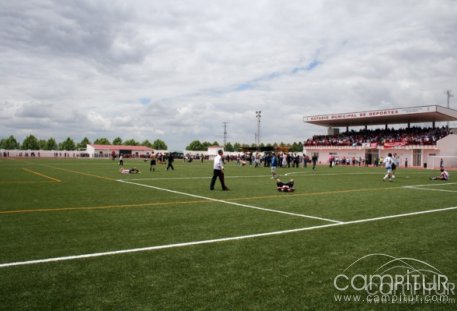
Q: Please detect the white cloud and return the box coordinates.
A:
[1,0,456,149]
[87,111,111,130]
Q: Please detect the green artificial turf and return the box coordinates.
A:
[0,158,456,310]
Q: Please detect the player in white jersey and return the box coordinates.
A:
[382,153,394,182]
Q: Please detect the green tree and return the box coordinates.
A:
[199,141,206,150]
[93,138,111,145]
[186,140,203,151]
[233,143,242,152]
[0,135,20,149]
[123,139,138,146]
[141,140,153,148]
[77,137,91,150]
[60,137,76,150]
[112,137,122,145]
[46,138,58,150]
[21,134,40,150]
[152,139,167,150]
[225,142,234,152]
[38,139,47,150]
[291,141,303,152]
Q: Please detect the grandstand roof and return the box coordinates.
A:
[303,105,457,128]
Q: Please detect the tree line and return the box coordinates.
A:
[185,140,304,152]
[0,135,167,151]
[0,134,304,152]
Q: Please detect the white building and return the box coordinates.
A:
[86,144,153,158]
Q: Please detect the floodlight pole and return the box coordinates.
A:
[445,90,453,128]
[256,111,261,149]
[223,122,228,148]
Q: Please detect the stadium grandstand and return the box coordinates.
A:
[303,105,457,169]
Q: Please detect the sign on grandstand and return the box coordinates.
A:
[305,106,437,122]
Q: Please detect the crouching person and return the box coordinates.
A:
[120,167,140,174]
[276,178,295,192]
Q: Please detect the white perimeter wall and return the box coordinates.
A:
[0,150,81,157]
[436,134,457,156]
[303,146,439,168]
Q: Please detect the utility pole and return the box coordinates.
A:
[445,90,453,128]
[256,111,261,149]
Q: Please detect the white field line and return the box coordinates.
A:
[127,171,409,181]
[126,174,272,181]
[2,205,457,269]
[284,171,380,176]
[404,187,457,193]
[284,171,434,177]
[117,180,342,224]
[403,182,457,193]
[403,182,457,188]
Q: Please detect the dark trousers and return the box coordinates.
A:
[210,169,228,190]
[167,163,174,170]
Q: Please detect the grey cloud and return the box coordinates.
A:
[0,0,147,66]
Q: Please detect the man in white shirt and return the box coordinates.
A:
[210,150,229,191]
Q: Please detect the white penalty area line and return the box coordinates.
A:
[284,171,434,177]
[284,171,380,177]
[2,205,457,269]
[403,182,457,193]
[117,179,342,224]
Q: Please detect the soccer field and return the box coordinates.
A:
[0,158,456,310]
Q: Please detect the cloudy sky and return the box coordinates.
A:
[1,0,456,150]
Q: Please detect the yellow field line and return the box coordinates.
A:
[0,181,56,184]
[0,186,401,216]
[22,168,61,183]
[45,166,116,181]
[0,200,210,215]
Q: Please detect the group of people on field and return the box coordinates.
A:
[382,152,449,182]
[117,152,175,174]
[116,149,450,188]
[148,152,175,172]
[209,150,296,192]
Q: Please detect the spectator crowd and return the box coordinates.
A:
[304,127,450,147]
